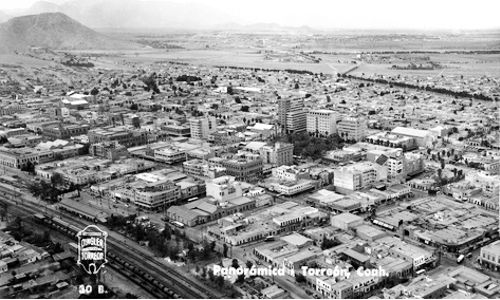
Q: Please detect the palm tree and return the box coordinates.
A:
[0,203,8,223]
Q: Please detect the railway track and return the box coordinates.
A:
[1,200,165,298]
[106,255,173,299]
[1,196,218,299]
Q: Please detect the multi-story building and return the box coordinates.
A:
[261,142,294,166]
[278,98,292,129]
[333,162,387,193]
[366,147,424,183]
[337,116,367,142]
[89,141,128,161]
[278,98,304,131]
[0,147,45,169]
[88,126,148,148]
[120,180,180,210]
[42,123,90,140]
[205,176,243,201]
[366,131,417,151]
[167,196,256,227]
[377,236,435,270]
[183,159,227,179]
[0,104,23,116]
[286,109,307,134]
[0,143,83,170]
[189,116,216,140]
[479,241,500,271]
[164,124,191,137]
[391,127,436,148]
[209,129,242,145]
[307,109,337,137]
[271,180,314,196]
[7,134,43,148]
[404,152,425,177]
[209,154,263,182]
[154,146,187,164]
[272,165,308,182]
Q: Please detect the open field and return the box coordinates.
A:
[119,49,347,74]
[350,54,500,77]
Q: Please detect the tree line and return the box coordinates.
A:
[341,73,497,101]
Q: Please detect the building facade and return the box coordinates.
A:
[286,109,307,134]
[479,241,500,271]
[337,116,367,142]
[334,162,387,192]
[189,116,216,140]
[307,109,337,137]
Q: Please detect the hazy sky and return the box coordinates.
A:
[1,0,499,30]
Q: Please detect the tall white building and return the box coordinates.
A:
[307,109,337,136]
[189,116,216,140]
[286,109,307,134]
[337,116,367,142]
[278,98,305,134]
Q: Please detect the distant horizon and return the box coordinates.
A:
[1,0,499,31]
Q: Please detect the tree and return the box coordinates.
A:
[245,260,253,269]
[21,161,35,173]
[231,259,240,269]
[132,117,141,128]
[130,103,138,110]
[294,82,299,89]
[437,168,443,183]
[295,272,306,283]
[216,275,225,287]
[207,268,215,281]
[142,74,160,93]
[51,173,64,187]
[0,203,8,222]
[240,106,249,112]
[320,237,340,250]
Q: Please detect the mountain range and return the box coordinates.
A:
[0,12,141,53]
[1,0,236,30]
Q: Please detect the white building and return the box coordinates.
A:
[334,162,387,192]
[206,176,243,202]
[391,127,436,148]
[261,142,294,166]
[189,116,216,140]
[307,109,337,136]
[272,165,305,182]
[338,116,367,142]
[271,180,314,196]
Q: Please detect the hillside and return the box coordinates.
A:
[0,12,142,53]
[12,0,234,29]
